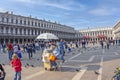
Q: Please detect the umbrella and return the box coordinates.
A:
[36,33,59,40]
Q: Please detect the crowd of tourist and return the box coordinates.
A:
[0,39,120,80]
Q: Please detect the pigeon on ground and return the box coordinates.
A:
[37,58,40,61]
[31,65,34,67]
[72,53,75,55]
[76,68,81,72]
[94,71,100,75]
[24,65,27,68]
[26,63,29,66]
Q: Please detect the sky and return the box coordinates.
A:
[0,0,120,30]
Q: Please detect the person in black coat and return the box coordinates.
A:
[0,64,6,80]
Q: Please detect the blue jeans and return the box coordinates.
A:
[60,50,65,61]
[51,61,57,67]
[14,72,21,80]
[8,50,13,61]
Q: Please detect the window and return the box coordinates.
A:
[35,22,37,26]
[28,21,30,25]
[11,28,13,34]
[24,20,26,25]
[38,30,40,34]
[20,20,22,24]
[44,24,46,27]
[32,21,33,26]
[1,27,3,33]
[28,29,30,35]
[35,30,37,35]
[2,17,4,22]
[32,30,33,35]
[20,28,22,35]
[16,19,18,24]
[38,23,40,27]
[6,27,8,34]
[41,23,43,27]
[103,32,104,35]
[47,24,49,28]
[24,29,26,35]
[93,33,94,36]
[11,19,13,23]
[6,18,9,23]
[15,28,18,34]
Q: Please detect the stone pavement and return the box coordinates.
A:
[0,46,120,80]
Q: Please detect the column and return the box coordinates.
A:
[37,30,38,35]
[33,29,35,35]
[13,28,15,34]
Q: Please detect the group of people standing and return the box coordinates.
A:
[99,39,117,49]
[42,40,65,69]
[0,39,68,80]
[1,38,119,80]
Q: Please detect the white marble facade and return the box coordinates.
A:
[0,11,119,43]
[0,12,76,43]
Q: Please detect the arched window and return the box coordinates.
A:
[16,19,18,24]
[0,27,3,33]
[24,20,26,25]
[28,21,30,25]
[20,28,22,35]
[24,29,26,35]
[6,27,8,34]
[20,20,22,24]
[6,18,9,23]
[32,29,33,35]
[11,28,13,34]
[2,17,4,22]
[15,28,18,35]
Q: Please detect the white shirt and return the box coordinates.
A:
[13,45,18,53]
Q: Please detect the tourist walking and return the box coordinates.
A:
[11,54,22,80]
[100,40,104,49]
[106,39,110,49]
[26,43,33,59]
[13,44,18,54]
[7,43,13,61]
[59,40,65,62]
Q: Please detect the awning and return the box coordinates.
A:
[97,34,106,38]
[83,36,91,39]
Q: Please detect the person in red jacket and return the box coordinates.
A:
[11,54,22,80]
[8,43,13,61]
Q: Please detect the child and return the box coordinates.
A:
[0,64,6,80]
[11,54,22,80]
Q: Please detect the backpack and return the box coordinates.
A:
[49,54,56,61]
